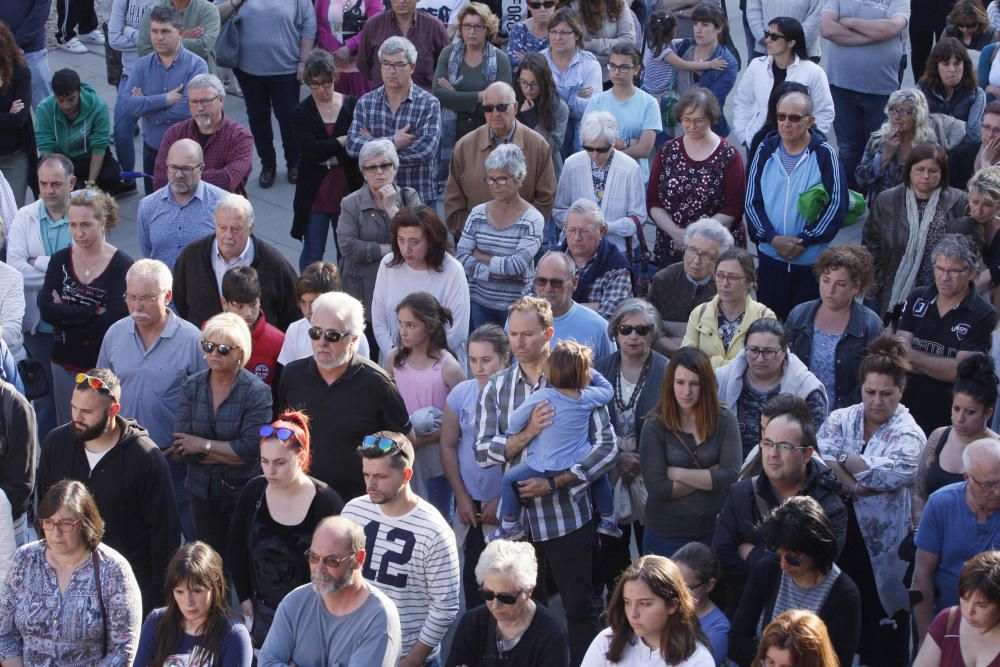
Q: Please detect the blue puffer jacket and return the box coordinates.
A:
[745,129,848,266]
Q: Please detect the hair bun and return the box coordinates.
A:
[957,352,999,387]
[866,335,908,362]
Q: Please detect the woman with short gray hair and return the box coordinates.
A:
[456,144,544,328]
[446,540,570,666]
[553,111,646,253]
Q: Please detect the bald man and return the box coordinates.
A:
[137,137,227,268]
[444,81,556,236]
[259,516,402,667]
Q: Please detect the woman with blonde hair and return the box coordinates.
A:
[753,610,839,667]
[581,554,714,665]
[958,166,1000,300]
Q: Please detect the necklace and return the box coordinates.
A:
[614,354,651,413]
[74,248,104,278]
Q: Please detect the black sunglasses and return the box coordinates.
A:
[528,0,556,7]
[201,340,237,356]
[770,551,804,567]
[764,31,786,40]
[618,324,652,336]
[482,103,511,113]
[534,276,566,288]
[308,327,349,343]
[481,588,521,604]
[582,144,612,154]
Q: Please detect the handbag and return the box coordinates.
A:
[16,359,49,400]
[215,2,242,69]
[625,216,657,298]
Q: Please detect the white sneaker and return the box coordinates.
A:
[80,30,105,45]
[58,37,89,53]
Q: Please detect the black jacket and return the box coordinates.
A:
[729,557,861,667]
[0,381,35,520]
[37,417,181,612]
[446,602,570,667]
[712,459,846,604]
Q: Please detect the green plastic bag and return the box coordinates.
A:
[796,183,867,227]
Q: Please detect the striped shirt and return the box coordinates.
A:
[455,203,543,309]
[759,565,841,636]
[341,496,460,661]
[475,363,618,542]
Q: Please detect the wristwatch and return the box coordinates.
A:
[547,477,557,494]
[205,440,213,452]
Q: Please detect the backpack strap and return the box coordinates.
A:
[750,475,772,520]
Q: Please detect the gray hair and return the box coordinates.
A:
[311,291,365,336]
[126,258,172,292]
[875,88,936,147]
[474,539,538,590]
[484,144,527,182]
[202,312,252,364]
[962,438,1000,473]
[607,298,662,341]
[579,111,619,146]
[187,73,225,98]
[537,250,577,279]
[566,198,604,228]
[484,81,517,103]
[932,233,979,269]
[215,193,255,228]
[777,90,814,116]
[358,138,399,170]
[684,217,734,252]
[149,5,183,29]
[378,36,418,65]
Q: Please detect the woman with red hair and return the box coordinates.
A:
[228,410,345,647]
[753,609,839,667]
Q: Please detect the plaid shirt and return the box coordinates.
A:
[346,84,441,203]
[475,363,617,541]
[152,116,255,195]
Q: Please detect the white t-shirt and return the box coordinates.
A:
[580,629,714,667]
[276,317,370,366]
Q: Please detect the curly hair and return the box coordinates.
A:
[812,245,876,296]
[0,23,25,93]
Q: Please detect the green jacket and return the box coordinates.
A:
[137,0,220,73]
[34,83,111,159]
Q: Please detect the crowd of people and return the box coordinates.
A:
[4,0,1000,664]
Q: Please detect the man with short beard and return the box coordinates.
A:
[136,138,226,269]
[97,258,205,539]
[35,367,180,615]
[260,516,402,667]
[151,73,254,195]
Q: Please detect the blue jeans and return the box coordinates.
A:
[470,301,508,330]
[23,332,55,442]
[500,462,613,522]
[642,531,713,558]
[301,212,340,271]
[114,78,137,172]
[425,474,453,525]
[23,50,52,113]
[830,85,890,190]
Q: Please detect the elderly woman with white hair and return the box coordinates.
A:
[553,112,646,254]
[171,311,273,568]
[446,540,570,666]
[456,143,544,328]
[647,218,733,356]
[338,138,421,333]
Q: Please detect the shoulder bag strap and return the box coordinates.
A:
[750,475,771,521]
[93,550,108,658]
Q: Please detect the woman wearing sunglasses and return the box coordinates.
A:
[446,539,570,666]
[228,410,344,647]
[39,187,132,426]
[172,312,273,570]
[729,496,860,667]
[506,0,555,70]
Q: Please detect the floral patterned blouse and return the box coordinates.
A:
[646,135,746,266]
[0,541,142,666]
[506,22,549,71]
[817,402,926,617]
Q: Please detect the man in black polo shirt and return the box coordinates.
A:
[897,235,998,435]
[276,292,410,501]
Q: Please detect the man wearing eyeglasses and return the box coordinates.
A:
[137,138,226,270]
[912,438,1000,643]
[36,367,181,615]
[150,74,253,195]
[713,397,846,612]
[746,90,847,320]
[260,516,402,667]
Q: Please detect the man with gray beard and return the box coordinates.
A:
[260,516,402,667]
[276,292,411,501]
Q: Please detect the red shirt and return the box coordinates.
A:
[245,313,284,385]
[152,116,255,195]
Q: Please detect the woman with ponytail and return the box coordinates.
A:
[134,542,252,666]
[227,410,345,647]
[818,335,927,666]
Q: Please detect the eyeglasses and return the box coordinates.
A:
[123,290,166,304]
[260,424,298,444]
[201,340,238,356]
[607,63,635,73]
[483,175,512,186]
[534,276,566,289]
[361,434,401,454]
[480,588,522,604]
[75,373,114,396]
[776,552,804,567]
[776,112,807,123]
[934,264,971,278]
[166,163,203,175]
[958,22,979,29]
[380,60,410,71]
[889,107,914,118]
[40,517,81,533]
[680,116,710,126]
[517,79,539,89]
[685,579,708,591]
[306,80,335,90]
[189,95,220,107]
[482,103,511,114]
[969,473,1000,492]
[565,227,596,237]
[618,324,652,336]
[746,346,782,361]
[306,548,356,568]
[714,272,744,284]
[308,327,350,343]
[582,144,612,154]
[685,247,717,263]
[461,23,487,31]
[528,0,556,7]
[761,439,809,453]
[362,161,395,173]
[764,31,786,40]
[548,28,575,37]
